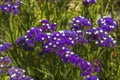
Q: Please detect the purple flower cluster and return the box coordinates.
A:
[15,19,87,51]
[16,36,34,51]
[0,43,33,79]
[0,43,12,54]
[82,0,96,5]
[92,60,101,73]
[15,16,117,80]
[0,0,22,15]
[0,43,33,80]
[0,56,11,75]
[43,30,88,53]
[98,17,117,32]
[0,43,12,75]
[71,16,117,47]
[16,20,88,51]
[39,19,57,32]
[85,28,116,47]
[8,67,34,80]
[71,16,92,30]
[56,48,100,80]
[0,62,34,80]
[16,19,100,80]
[85,75,99,80]
[57,48,92,73]
[85,18,117,47]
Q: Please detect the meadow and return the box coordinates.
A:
[0,0,120,80]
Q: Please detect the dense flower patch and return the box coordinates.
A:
[0,0,118,80]
[15,16,117,80]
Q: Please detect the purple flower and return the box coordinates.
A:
[82,0,96,5]
[63,30,77,46]
[63,30,78,39]
[80,60,93,76]
[43,32,66,53]
[0,0,22,15]
[14,0,22,6]
[13,5,19,15]
[0,43,12,54]
[0,56,11,66]
[34,32,49,43]
[0,2,13,13]
[92,60,101,73]
[16,36,34,51]
[0,56,11,75]
[56,48,97,77]
[76,35,88,45]
[95,35,116,47]
[71,25,82,32]
[15,19,100,79]
[85,75,99,80]
[40,20,57,32]
[3,56,11,63]
[39,19,49,24]
[98,17,117,32]
[4,0,12,2]
[26,27,42,39]
[67,54,82,66]
[8,67,34,80]
[8,67,25,76]
[85,27,116,47]
[72,16,92,28]
[0,69,4,75]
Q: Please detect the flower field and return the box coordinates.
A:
[0,0,120,80]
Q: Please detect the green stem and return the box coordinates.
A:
[111,1,115,18]
[9,15,14,45]
[100,0,104,17]
[36,68,54,80]
[95,48,105,59]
